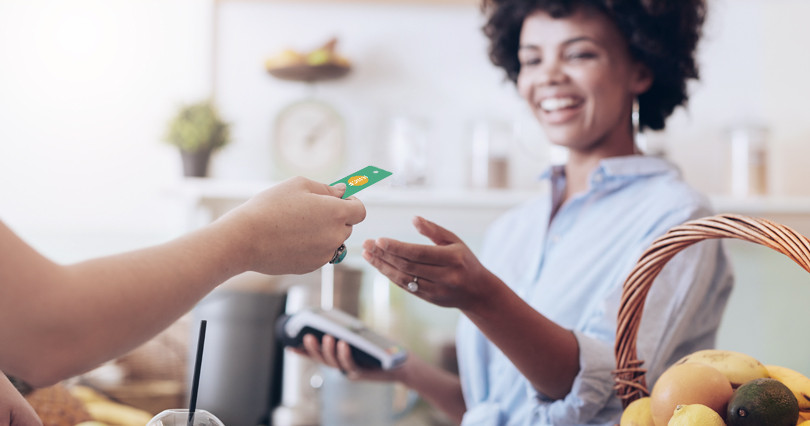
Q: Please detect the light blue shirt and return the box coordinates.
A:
[457,156,734,425]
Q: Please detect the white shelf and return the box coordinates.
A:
[169,177,541,208]
[710,194,810,216]
[171,178,810,216]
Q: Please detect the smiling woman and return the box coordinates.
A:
[291,1,733,425]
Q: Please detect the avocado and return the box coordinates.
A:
[727,377,799,426]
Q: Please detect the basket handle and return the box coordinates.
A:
[613,213,810,407]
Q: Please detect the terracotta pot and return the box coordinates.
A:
[180,149,211,177]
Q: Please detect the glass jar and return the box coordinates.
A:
[469,119,512,189]
[728,124,769,196]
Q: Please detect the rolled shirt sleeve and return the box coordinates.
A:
[534,332,623,424]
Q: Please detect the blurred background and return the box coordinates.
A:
[2,0,810,424]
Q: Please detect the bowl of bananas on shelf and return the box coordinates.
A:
[265,37,351,83]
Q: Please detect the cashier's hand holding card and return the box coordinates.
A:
[226,176,366,275]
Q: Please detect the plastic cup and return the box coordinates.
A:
[147,409,225,426]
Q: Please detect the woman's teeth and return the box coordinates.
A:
[540,97,579,112]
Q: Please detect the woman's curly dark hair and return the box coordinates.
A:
[482,0,706,131]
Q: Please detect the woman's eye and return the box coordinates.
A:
[566,51,597,61]
[520,57,541,66]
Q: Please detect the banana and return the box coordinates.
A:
[766,365,810,411]
[69,385,110,404]
[674,349,769,388]
[265,49,305,69]
[85,400,154,426]
[69,385,154,425]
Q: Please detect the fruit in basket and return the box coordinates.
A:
[667,404,725,426]
[766,365,810,410]
[306,48,331,66]
[650,363,733,426]
[675,349,769,388]
[265,48,306,69]
[266,37,351,72]
[727,378,799,426]
[620,396,655,425]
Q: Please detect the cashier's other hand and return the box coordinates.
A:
[294,334,407,383]
[0,374,42,426]
[362,216,499,311]
[216,176,365,275]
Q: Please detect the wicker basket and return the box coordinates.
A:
[612,213,810,408]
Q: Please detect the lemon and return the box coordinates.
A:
[620,396,655,426]
[668,404,725,426]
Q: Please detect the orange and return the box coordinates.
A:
[650,362,733,426]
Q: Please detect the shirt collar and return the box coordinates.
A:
[538,155,680,183]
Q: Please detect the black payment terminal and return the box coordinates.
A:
[276,307,408,370]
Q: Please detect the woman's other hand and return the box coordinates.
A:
[292,334,407,383]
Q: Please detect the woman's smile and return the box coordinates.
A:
[538,95,585,124]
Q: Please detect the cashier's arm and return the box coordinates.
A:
[0,177,365,388]
[363,216,580,401]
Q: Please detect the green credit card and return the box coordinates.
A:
[331,165,393,199]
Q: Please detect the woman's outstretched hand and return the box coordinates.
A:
[362,216,501,312]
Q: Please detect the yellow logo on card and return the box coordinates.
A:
[347,175,369,187]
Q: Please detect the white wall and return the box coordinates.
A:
[0,0,214,260]
[4,0,810,258]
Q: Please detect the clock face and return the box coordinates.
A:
[273,99,346,180]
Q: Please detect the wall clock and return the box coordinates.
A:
[272,98,346,180]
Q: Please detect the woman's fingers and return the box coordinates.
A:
[302,334,357,374]
[302,334,328,365]
[412,216,462,246]
[336,340,363,379]
[320,335,342,369]
[362,243,426,290]
[363,240,446,282]
[371,237,456,266]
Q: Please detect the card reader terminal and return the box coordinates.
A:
[276,307,408,370]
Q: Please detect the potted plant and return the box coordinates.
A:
[164,99,230,177]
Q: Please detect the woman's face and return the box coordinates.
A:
[516,7,651,156]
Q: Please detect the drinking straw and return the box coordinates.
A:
[188,320,207,426]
